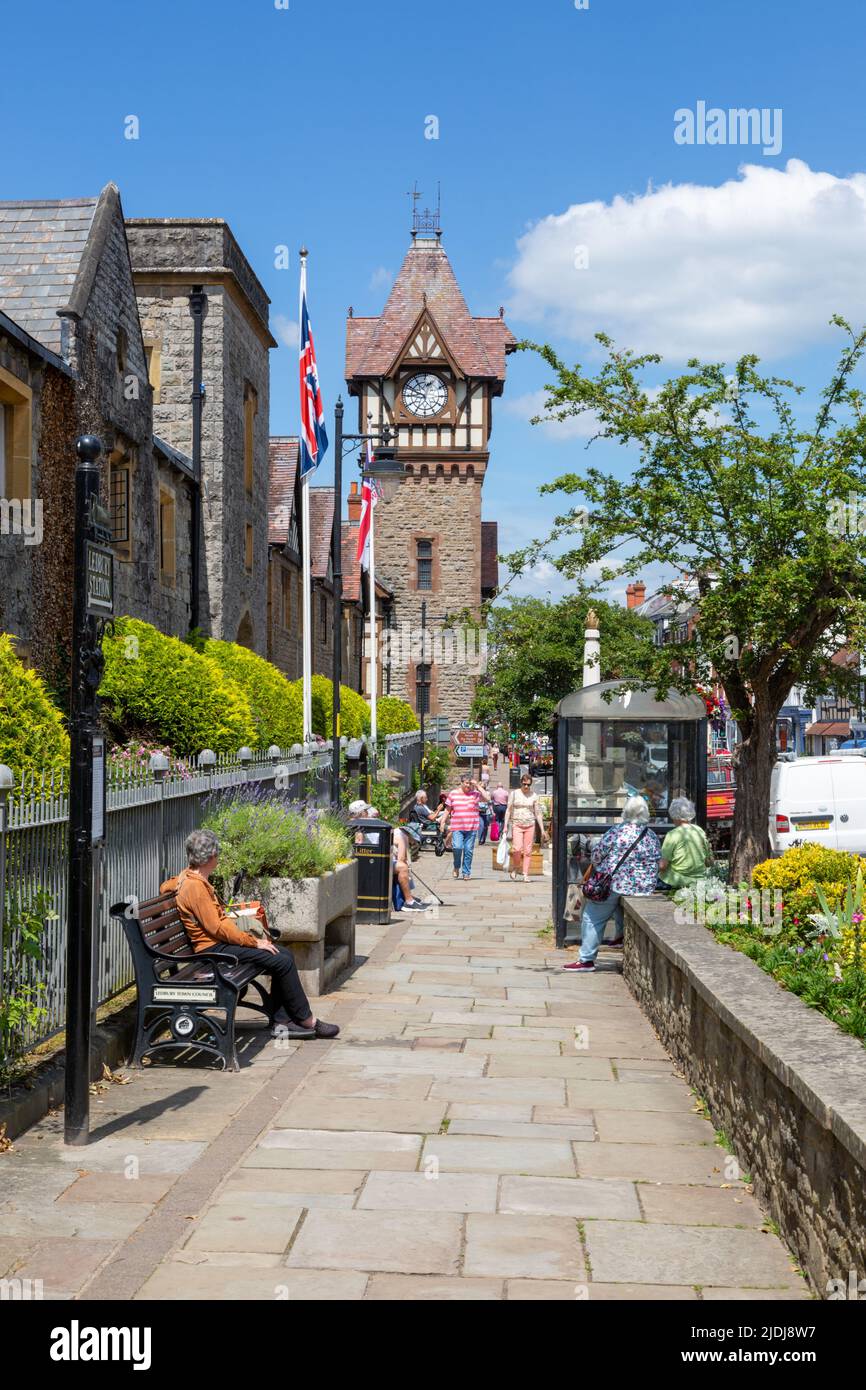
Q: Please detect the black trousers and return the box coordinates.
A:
[201,943,311,1023]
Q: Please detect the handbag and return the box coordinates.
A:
[490,819,500,843]
[583,826,650,903]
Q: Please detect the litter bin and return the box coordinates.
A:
[509,766,522,789]
[350,817,393,924]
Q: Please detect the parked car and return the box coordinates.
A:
[769,754,866,855]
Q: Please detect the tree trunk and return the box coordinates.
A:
[729,705,779,885]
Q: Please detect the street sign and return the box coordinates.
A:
[455,727,486,759]
[85,541,114,618]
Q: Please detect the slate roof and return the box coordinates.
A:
[268,437,299,544]
[308,486,335,579]
[0,195,100,354]
[481,521,499,594]
[346,239,515,382]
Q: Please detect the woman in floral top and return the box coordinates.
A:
[563,796,661,974]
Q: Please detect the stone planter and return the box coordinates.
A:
[251,859,357,997]
[491,845,544,875]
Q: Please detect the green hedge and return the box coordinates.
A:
[309,674,369,739]
[100,618,255,756]
[375,696,419,734]
[0,634,69,779]
[205,639,303,747]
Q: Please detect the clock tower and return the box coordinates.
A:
[345,215,515,728]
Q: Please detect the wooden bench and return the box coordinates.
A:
[111,890,276,1072]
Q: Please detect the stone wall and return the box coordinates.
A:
[126,220,273,655]
[622,895,866,1295]
[374,468,482,725]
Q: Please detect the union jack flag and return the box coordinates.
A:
[356,440,381,568]
[299,267,328,477]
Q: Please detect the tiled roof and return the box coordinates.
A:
[346,239,515,381]
[481,521,499,594]
[268,437,299,544]
[308,486,335,579]
[0,195,100,354]
[342,522,362,602]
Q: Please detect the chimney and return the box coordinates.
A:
[347,479,362,524]
[627,581,646,610]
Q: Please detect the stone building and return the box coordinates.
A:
[0,185,194,687]
[345,220,514,725]
[125,217,276,654]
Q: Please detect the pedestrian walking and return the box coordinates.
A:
[491,780,508,829]
[491,741,500,771]
[504,773,547,882]
[563,797,661,974]
[442,773,491,880]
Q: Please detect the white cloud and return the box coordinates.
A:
[369,266,394,292]
[507,159,866,361]
[273,315,299,349]
[503,389,601,440]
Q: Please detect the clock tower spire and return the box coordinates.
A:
[345,222,514,727]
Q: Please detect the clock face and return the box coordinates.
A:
[402,373,448,418]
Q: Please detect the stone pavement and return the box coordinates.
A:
[0,846,811,1301]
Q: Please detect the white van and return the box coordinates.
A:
[769,755,866,854]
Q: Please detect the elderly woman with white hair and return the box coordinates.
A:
[658,796,712,891]
[563,796,662,974]
[162,829,340,1039]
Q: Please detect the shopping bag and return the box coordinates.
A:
[496,834,510,868]
[490,820,500,843]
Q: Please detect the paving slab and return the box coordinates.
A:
[637,1183,768,1228]
[499,1175,641,1220]
[422,1134,576,1177]
[565,1081,697,1113]
[222,1169,366,1195]
[287,1209,462,1274]
[357,1171,498,1213]
[272,1097,446,1133]
[486,1056,616,1080]
[575,1141,727,1184]
[183,1203,304,1253]
[594,1109,717,1145]
[584,1220,804,1289]
[136,1265,368,1300]
[364,1275,502,1300]
[57,1173,175,1205]
[428,1078,567,1105]
[464,1214,585,1280]
[448,1120,595,1141]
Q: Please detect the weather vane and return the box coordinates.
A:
[408,182,442,239]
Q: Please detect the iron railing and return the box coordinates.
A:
[0,734,420,1063]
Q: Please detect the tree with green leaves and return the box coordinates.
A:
[471,593,655,734]
[511,320,866,883]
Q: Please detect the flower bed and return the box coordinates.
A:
[696,844,866,1045]
[202,790,352,888]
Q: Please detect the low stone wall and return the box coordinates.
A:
[622,895,866,1297]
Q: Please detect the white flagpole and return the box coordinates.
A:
[300,250,313,745]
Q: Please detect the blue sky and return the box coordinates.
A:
[4,0,866,601]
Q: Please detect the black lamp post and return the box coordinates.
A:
[188,286,208,634]
[64,434,113,1145]
[329,400,401,807]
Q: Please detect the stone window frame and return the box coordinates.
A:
[410,531,441,593]
[319,592,328,644]
[159,484,177,588]
[0,366,32,501]
[244,382,258,495]
[116,325,129,376]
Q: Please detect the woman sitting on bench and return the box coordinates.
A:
[161,829,339,1040]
